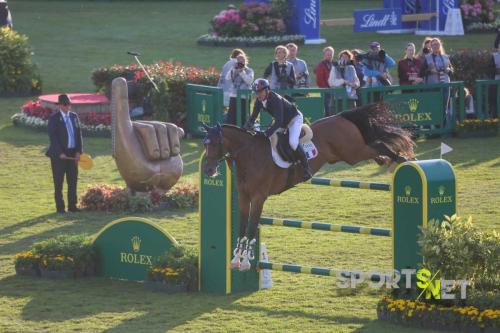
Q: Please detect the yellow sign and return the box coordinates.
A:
[416,268,441,299]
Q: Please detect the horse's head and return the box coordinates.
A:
[202,123,224,177]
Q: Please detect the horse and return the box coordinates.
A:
[202,103,415,271]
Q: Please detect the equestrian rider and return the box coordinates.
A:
[244,78,312,180]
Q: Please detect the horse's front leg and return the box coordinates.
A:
[240,196,265,271]
[231,192,250,269]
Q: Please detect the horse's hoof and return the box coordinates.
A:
[239,258,251,272]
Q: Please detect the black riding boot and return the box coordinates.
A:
[294,145,312,181]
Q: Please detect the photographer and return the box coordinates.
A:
[328,50,360,108]
[264,45,296,90]
[224,53,254,125]
[421,38,454,126]
[360,41,395,101]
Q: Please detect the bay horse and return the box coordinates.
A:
[202,103,415,271]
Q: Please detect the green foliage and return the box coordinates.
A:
[30,234,96,274]
[128,193,153,213]
[418,215,500,292]
[161,183,198,209]
[0,28,42,95]
[148,245,198,289]
[197,34,305,47]
[465,17,500,32]
[91,61,218,124]
[450,49,496,90]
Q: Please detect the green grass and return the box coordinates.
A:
[0,1,499,332]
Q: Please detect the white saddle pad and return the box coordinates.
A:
[270,139,319,169]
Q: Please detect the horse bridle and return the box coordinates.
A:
[204,131,253,166]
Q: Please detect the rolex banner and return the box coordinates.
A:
[93,217,178,281]
[385,91,443,126]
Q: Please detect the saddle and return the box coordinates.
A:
[270,125,313,163]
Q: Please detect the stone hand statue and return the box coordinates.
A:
[111,77,184,192]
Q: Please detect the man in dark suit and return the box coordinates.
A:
[46,94,83,213]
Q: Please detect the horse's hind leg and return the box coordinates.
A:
[231,192,251,269]
[239,196,265,271]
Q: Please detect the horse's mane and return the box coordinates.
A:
[221,124,267,141]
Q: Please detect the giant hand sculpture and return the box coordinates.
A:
[111,77,184,192]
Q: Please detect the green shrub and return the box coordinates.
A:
[91,61,218,125]
[79,184,129,211]
[418,215,500,292]
[0,27,42,95]
[128,193,153,213]
[162,182,199,209]
[31,234,96,275]
[148,245,198,290]
[450,49,496,90]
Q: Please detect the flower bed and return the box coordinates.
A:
[197,34,304,47]
[461,0,497,32]
[456,119,499,138]
[13,234,97,279]
[91,61,218,127]
[146,245,198,292]
[11,100,111,137]
[79,183,199,212]
[377,296,499,332]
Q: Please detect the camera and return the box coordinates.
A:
[236,62,245,69]
[355,49,386,62]
[423,47,430,55]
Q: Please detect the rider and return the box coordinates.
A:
[244,78,312,180]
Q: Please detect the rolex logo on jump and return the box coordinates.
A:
[438,185,445,196]
[397,185,419,204]
[408,98,419,113]
[201,99,207,113]
[405,185,412,196]
[131,236,141,253]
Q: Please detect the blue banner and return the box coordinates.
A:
[354,8,402,32]
[288,0,321,40]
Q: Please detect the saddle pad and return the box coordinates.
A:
[270,139,319,169]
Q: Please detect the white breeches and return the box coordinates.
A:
[287,113,303,151]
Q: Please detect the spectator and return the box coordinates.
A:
[417,36,433,61]
[488,28,500,118]
[224,53,254,126]
[421,37,453,127]
[328,50,360,108]
[464,88,476,119]
[398,42,424,87]
[286,43,310,88]
[263,45,295,90]
[218,49,245,108]
[0,0,13,29]
[361,41,395,88]
[315,46,335,116]
[351,49,365,87]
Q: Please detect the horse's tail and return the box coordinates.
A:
[340,103,415,159]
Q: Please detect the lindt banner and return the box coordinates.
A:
[353,8,402,32]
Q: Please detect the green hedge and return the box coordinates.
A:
[450,49,497,90]
[0,28,42,96]
[91,61,219,125]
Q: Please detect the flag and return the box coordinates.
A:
[440,143,453,159]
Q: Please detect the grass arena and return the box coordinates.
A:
[0,1,499,333]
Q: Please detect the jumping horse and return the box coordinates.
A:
[202,103,415,271]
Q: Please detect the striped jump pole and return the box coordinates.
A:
[309,177,391,191]
[257,262,386,282]
[260,217,392,237]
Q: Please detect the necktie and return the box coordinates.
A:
[64,115,75,148]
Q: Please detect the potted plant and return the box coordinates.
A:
[146,245,198,293]
[13,251,40,277]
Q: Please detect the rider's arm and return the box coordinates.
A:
[246,100,262,127]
